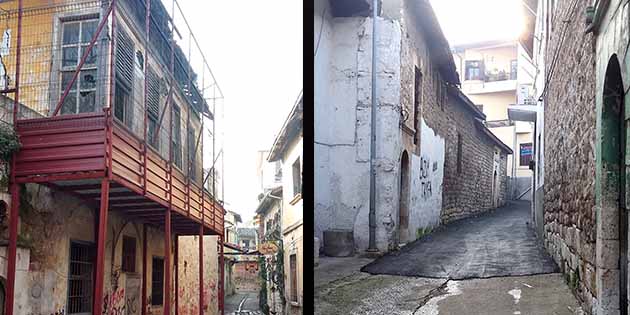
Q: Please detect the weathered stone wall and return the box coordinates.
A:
[542,0,597,313]
[401,5,509,223]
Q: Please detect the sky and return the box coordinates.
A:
[429,0,524,46]
[175,1,303,225]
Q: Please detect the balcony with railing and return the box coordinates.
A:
[462,61,518,94]
[0,1,225,313]
[2,0,224,234]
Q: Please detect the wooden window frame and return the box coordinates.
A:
[59,19,99,115]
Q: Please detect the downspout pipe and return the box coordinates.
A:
[367,0,379,253]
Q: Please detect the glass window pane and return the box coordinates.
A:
[61,72,77,92]
[81,20,97,43]
[62,47,78,68]
[63,22,80,45]
[80,70,97,90]
[61,93,77,114]
[79,90,95,113]
[81,45,98,66]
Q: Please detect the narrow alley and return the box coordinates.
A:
[314,0,613,313]
[315,202,582,315]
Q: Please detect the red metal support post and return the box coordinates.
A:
[199,224,204,315]
[142,224,148,315]
[219,235,225,315]
[175,234,179,313]
[93,177,111,315]
[5,183,20,315]
[164,208,172,314]
[142,0,152,196]
[6,0,23,312]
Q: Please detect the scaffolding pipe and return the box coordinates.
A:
[5,1,22,314]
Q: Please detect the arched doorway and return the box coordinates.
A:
[597,54,627,314]
[399,151,410,244]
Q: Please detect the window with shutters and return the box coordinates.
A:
[60,19,98,115]
[67,241,94,314]
[172,104,182,169]
[188,125,197,181]
[292,158,301,197]
[114,29,135,128]
[121,236,136,273]
[146,66,162,150]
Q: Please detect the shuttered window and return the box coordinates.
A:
[146,66,161,149]
[172,104,182,168]
[116,28,134,88]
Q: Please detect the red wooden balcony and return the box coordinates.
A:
[14,111,224,235]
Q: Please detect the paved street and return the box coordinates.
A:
[225,291,262,315]
[363,200,558,279]
[315,202,582,315]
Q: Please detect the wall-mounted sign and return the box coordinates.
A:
[259,242,279,255]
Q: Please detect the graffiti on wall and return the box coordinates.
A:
[419,156,432,199]
[410,119,445,234]
[125,274,141,315]
[103,287,126,315]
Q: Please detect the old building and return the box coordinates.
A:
[0,0,226,314]
[314,0,511,256]
[268,91,302,315]
[255,185,283,315]
[452,40,536,200]
[236,227,258,253]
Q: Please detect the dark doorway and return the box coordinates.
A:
[601,54,627,315]
[399,151,410,244]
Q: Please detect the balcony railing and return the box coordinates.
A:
[1,0,225,232]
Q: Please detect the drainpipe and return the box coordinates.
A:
[367,0,379,253]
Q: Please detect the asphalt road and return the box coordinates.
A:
[362,200,559,279]
[225,291,261,315]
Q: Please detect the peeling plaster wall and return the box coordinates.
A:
[408,119,444,235]
[176,235,219,315]
[314,1,405,253]
[315,0,508,254]
[0,183,223,315]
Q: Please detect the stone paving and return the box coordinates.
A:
[362,200,559,279]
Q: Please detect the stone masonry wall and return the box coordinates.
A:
[542,0,597,313]
[401,4,509,223]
